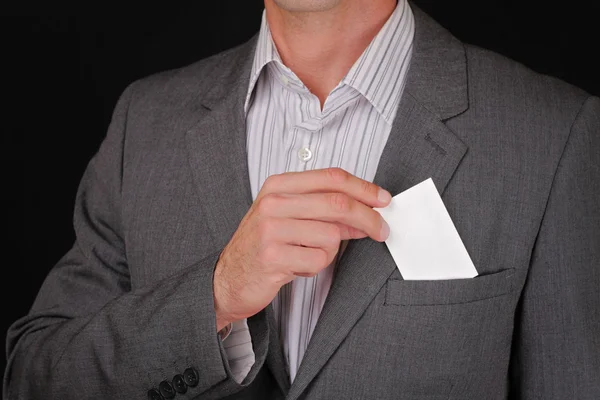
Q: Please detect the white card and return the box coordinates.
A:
[374,178,478,280]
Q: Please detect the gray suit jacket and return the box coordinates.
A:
[4,5,600,400]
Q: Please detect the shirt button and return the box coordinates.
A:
[298,147,313,162]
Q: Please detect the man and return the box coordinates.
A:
[4,0,599,398]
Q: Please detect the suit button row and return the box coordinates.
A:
[172,374,187,393]
[148,368,198,399]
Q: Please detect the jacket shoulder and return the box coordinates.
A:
[464,44,590,124]
[125,37,255,111]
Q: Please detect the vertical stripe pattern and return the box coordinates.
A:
[222,0,415,383]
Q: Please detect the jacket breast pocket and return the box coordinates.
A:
[384,268,517,306]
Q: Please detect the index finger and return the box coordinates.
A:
[258,168,392,208]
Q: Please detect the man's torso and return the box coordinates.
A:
[113,6,589,399]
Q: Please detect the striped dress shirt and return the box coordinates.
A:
[222,0,415,383]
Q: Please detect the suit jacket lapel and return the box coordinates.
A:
[287,5,470,399]
[182,4,471,397]
[185,42,255,249]
[184,37,291,394]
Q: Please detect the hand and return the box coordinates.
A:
[213,168,391,331]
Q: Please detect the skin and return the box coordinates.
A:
[214,169,392,330]
[265,0,396,106]
[213,0,397,331]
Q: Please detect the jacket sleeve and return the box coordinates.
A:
[3,83,270,400]
[509,96,600,399]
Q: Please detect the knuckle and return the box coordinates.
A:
[360,180,377,197]
[325,224,342,246]
[364,212,379,235]
[262,174,282,191]
[328,193,351,213]
[306,249,329,275]
[313,249,330,270]
[346,225,363,239]
[256,193,280,214]
[301,249,332,277]
[325,167,349,185]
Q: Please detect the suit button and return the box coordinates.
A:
[147,389,164,400]
[183,367,199,387]
[158,381,176,399]
[172,374,188,394]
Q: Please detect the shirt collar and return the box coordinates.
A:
[245,0,415,124]
[244,12,281,113]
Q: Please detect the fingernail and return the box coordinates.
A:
[378,188,392,204]
[380,218,390,241]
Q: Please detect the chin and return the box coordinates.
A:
[272,0,342,12]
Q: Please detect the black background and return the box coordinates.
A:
[2,0,599,375]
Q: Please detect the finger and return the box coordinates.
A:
[333,223,368,240]
[262,243,333,278]
[260,219,366,247]
[263,193,389,242]
[258,168,392,208]
[257,219,341,264]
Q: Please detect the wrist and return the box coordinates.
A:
[213,257,233,332]
[214,280,232,331]
[215,312,232,332]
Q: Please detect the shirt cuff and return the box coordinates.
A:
[218,322,233,341]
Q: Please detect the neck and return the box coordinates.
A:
[264,0,397,106]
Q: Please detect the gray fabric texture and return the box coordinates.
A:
[4,3,599,400]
